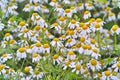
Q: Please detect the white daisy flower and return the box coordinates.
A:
[87,59,101,71]
[0,53,12,63]
[16,47,27,60]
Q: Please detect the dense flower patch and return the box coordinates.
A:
[0,0,120,80]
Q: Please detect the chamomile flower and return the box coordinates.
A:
[71,61,82,74]
[32,69,44,79]
[55,4,64,17]
[62,60,71,70]
[67,51,76,60]
[18,21,28,31]
[83,11,91,20]
[33,3,40,12]
[16,47,27,60]
[29,0,41,3]
[65,38,76,47]
[0,53,12,63]
[53,54,63,65]
[41,6,49,13]
[112,61,120,72]
[107,12,116,22]
[32,53,41,63]
[23,4,31,12]
[3,33,13,41]
[101,70,112,80]
[57,16,66,25]
[32,42,43,54]
[85,3,94,10]
[50,38,63,52]
[111,25,120,35]
[87,59,101,71]
[51,22,61,33]
[42,44,50,53]
[64,9,73,18]
[24,66,33,74]
[0,64,9,75]
[50,0,58,7]
[91,48,101,59]
[77,3,84,10]
[68,20,79,29]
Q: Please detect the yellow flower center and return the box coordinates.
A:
[105,70,110,76]
[84,70,88,74]
[24,28,29,33]
[35,42,41,47]
[68,51,74,55]
[96,18,102,23]
[19,21,25,26]
[42,28,47,31]
[53,54,59,59]
[25,5,30,8]
[71,20,76,24]
[33,13,38,16]
[109,12,114,16]
[105,7,111,11]
[2,54,7,58]
[43,44,49,48]
[90,39,95,44]
[87,45,92,50]
[34,70,40,75]
[112,71,117,76]
[19,48,25,53]
[76,65,81,70]
[0,64,5,70]
[112,25,119,31]
[42,6,47,9]
[52,0,57,2]
[35,25,40,31]
[10,39,15,44]
[9,18,13,22]
[117,62,120,68]
[90,59,97,66]
[97,73,102,78]
[84,11,89,14]
[75,43,81,48]
[34,3,39,6]
[65,61,70,66]
[65,9,70,13]
[92,48,98,53]
[32,53,39,58]
[82,25,88,30]
[77,3,82,6]
[53,23,58,26]
[59,17,65,21]
[67,38,72,43]
[57,4,62,8]
[4,41,7,44]
[61,35,65,38]
[80,37,85,42]
[5,33,10,37]
[69,30,74,35]
[79,22,84,27]
[53,38,59,41]
[95,23,100,28]
[24,67,30,73]
[82,44,87,49]
[88,3,92,6]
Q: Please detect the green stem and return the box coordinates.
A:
[20,59,26,70]
[97,31,100,48]
[114,33,117,50]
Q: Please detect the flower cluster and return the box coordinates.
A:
[0,0,120,80]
